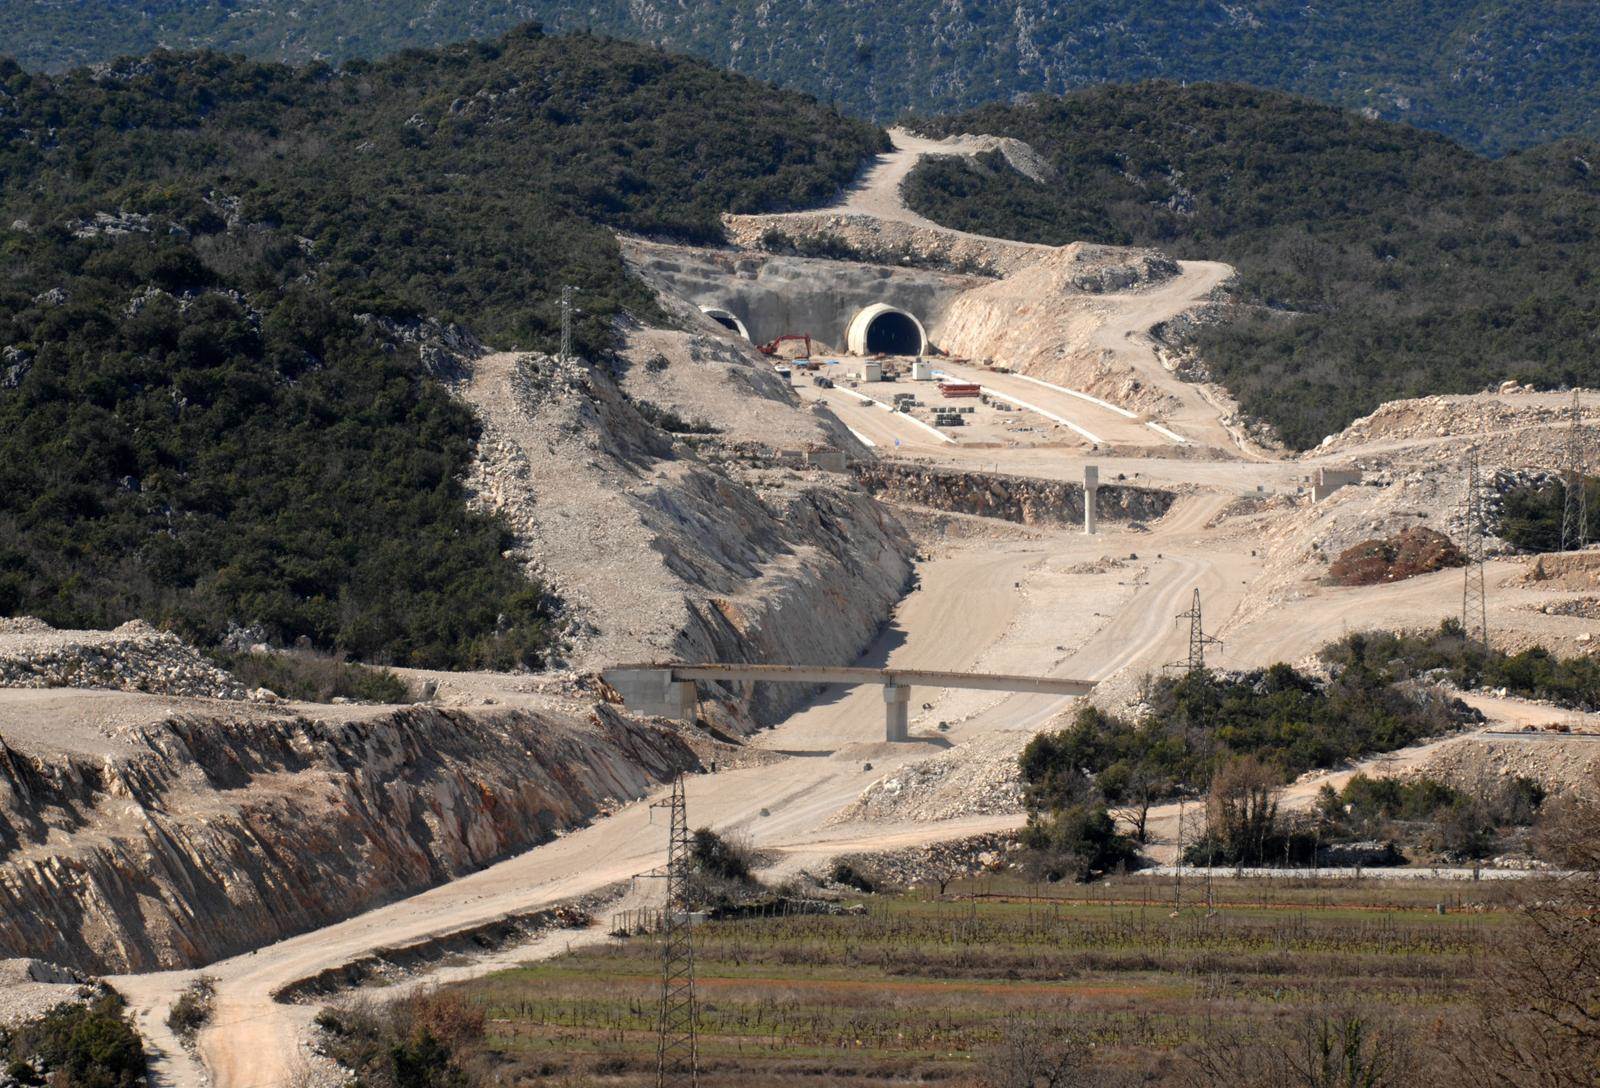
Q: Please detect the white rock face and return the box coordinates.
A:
[0,702,695,974]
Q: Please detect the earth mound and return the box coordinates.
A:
[1329,527,1464,586]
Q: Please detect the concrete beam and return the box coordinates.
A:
[653,663,1094,696]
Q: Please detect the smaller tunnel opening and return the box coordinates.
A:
[699,306,750,341]
[865,311,924,356]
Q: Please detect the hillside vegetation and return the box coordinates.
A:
[6,2,1600,155]
[0,29,881,665]
[904,84,1600,447]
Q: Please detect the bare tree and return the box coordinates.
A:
[1450,775,1600,1087]
[986,1015,1097,1088]
[1205,755,1283,863]
[1185,1009,1416,1088]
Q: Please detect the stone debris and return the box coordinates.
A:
[725,210,1042,277]
[0,959,92,1026]
[1318,389,1595,464]
[831,732,1030,824]
[0,618,247,700]
[830,832,1015,889]
[1409,735,1600,798]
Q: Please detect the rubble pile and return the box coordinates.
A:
[1319,390,1594,464]
[832,732,1029,823]
[0,619,247,700]
[724,211,1043,277]
[1328,526,1464,586]
[1411,735,1600,798]
[0,960,91,1026]
[1530,596,1600,619]
[831,832,1015,889]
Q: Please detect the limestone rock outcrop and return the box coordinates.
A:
[850,462,1175,527]
[0,703,694,973]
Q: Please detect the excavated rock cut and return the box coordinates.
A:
[0,703,694,973]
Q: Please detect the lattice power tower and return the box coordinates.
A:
[1172,588,1222,674]
[652,774,699,1087]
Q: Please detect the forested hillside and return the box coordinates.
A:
[5,1,1600,154]
[0,28,881,664]
[904,84,1600,448]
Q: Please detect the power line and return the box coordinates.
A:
[651,774,698,1088]
[1461,445,1489,650]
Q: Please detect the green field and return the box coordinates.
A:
[441,875,1512,1085]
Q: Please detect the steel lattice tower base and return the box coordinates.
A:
[653,775,699,1087]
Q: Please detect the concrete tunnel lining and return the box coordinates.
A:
[847,303,928,356]
[699,306,751,341]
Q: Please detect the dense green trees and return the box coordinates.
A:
[0,31,880,664]
[2,992,146,1088]
[905,84,1600,447]
[1323,622,1600,712]
[7,3,1600,155]
[1499,477,1600,553]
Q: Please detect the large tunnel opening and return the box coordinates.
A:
[846,304,929,357]
[699,306,750,341]
[865,312,923,356]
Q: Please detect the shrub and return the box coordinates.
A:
[1322,621,1600,711]
[689,827,755,882]
[1019,803,1136,881]
[3,992,147,1088]
[217,650,410,703]
[1499,477,1600,553]
[828,861,876,893]
[165,976,216,1043]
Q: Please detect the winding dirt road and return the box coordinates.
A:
[114,493,1244,1088]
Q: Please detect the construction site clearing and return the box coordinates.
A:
[2,128,1599,1087]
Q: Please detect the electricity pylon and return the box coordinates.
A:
[652,775,698,1088]
[1562,391,1588,552]
[1169,588,1222,673]
[1461,446,1489,651]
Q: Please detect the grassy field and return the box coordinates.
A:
[447,874,1513,1086]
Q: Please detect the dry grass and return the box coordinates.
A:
[443,874,1512,1086]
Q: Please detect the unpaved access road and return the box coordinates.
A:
[806,127,1054,244]
[114,496,1244,1088]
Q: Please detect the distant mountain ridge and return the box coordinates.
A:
[5,1,1600,154]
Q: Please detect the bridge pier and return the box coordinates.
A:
[1084,464,1099,535]
[601,668,697,722]
[883,682,910,742]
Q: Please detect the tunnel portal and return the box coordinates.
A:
[699,306,751,341]
[846,304,928,356]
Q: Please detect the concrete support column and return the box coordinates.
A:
[601,669,698,722]
[668,680,698,722]
[1084,464,1099,535]
[883,682,910,742]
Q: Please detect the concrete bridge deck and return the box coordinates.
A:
[603,663,1095,741]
